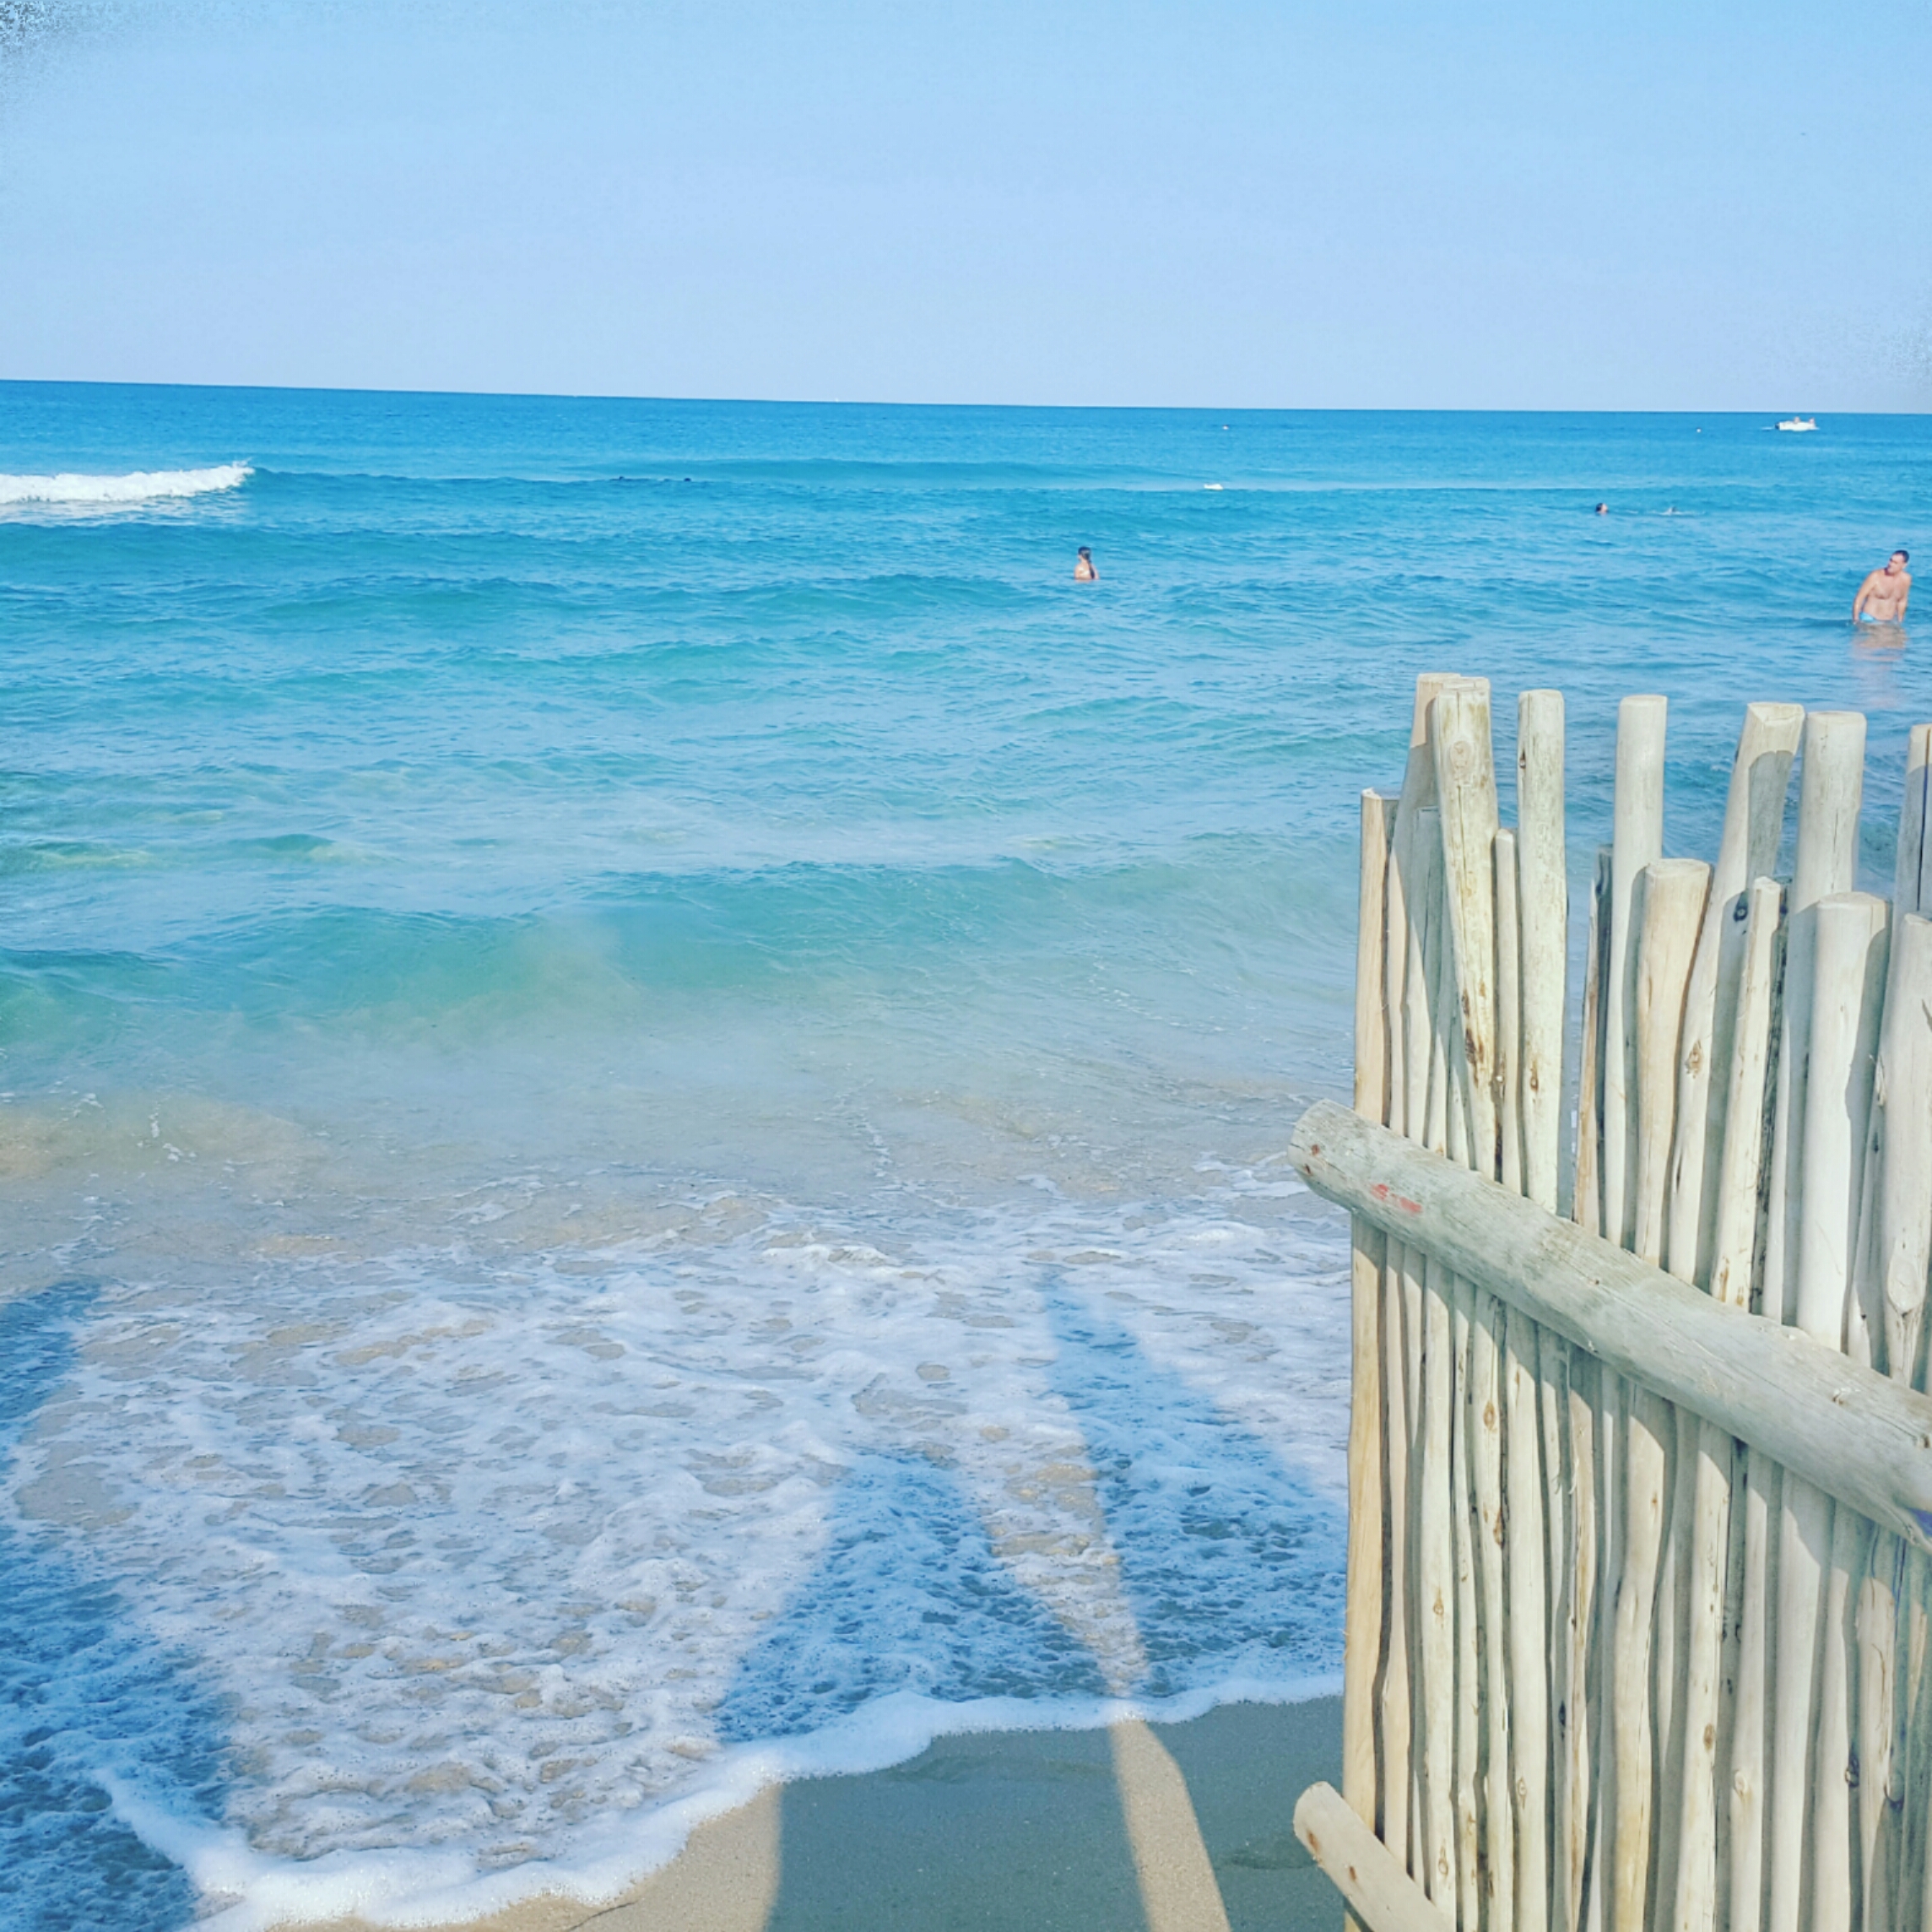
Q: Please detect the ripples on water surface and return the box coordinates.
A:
[3,384,1929,1927]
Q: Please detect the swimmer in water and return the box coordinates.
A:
[1854,549,1911,624]
[1074,547,1097,582]
[1594,502,1608,515]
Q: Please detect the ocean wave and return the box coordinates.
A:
[0,462,251,506]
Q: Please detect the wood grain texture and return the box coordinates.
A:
[1286,1102,1932,1556]
[1297,1781,1457,1932]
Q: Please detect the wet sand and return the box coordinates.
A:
[290,1696,1341,1932]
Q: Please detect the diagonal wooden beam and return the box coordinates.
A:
[1288,1099,1932,1555]
[1295,1782,1453,1932]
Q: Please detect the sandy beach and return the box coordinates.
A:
[287,1697,1340,1932]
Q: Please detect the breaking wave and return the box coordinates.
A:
[0,462,252,506]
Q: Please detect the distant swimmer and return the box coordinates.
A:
[1854,549,1911,623]
[1074,546,1097,582]
[1594,502,1608,515]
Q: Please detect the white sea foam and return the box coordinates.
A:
[4,1172,1349,1928]
[0,461,252,505]
[110,1675,1341,1932]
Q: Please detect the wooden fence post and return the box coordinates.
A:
[1348,788,1397,1841]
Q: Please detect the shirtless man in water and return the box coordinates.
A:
[1854,549,1911,622]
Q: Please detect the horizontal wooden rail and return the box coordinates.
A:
[1290,1099,1932,1553]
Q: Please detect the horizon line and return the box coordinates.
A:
[0,376,1911,418]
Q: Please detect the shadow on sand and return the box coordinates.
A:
[687,1278,1344,1931]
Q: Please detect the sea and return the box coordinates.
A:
[3,384,1929,1930]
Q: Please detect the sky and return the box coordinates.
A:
[1,0,1929,409]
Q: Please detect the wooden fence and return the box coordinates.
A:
[1285,679,1932,1932]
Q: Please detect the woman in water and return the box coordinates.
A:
[1074,546,1097,581]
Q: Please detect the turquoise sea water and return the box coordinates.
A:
[3,384,1929,1928]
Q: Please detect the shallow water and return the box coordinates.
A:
[3,385,1929,1927]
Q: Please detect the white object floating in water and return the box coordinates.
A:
[1203,483,1224,490]
[1775,416,1818,432]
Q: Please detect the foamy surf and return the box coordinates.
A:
[3,1182,1347,1930]
[0,461,251,505]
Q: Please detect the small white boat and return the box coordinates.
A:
[1776,415,1818,432]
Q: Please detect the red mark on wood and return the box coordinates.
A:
[1371,1182,1423,1215]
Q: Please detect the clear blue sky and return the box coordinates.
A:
[2,0,1928,409]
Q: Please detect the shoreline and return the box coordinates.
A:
[261,1696,1341,1932]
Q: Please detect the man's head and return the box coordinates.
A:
[1889,550,1910,572]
